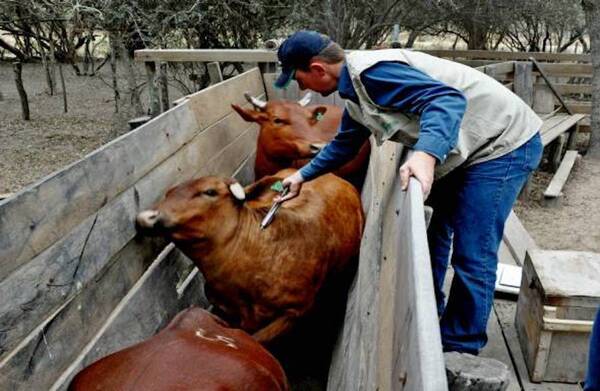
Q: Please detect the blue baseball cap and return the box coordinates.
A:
[275,30,332,89]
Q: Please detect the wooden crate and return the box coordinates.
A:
[515,250,600,383]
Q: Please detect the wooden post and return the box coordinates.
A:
[567,122,581,150]
[514,62,534,107]
[144,61,160,116]
[550,133,568,172]
[207,62,223,84]
[159,61,169,113]
[58,63,67,113]
[13,62,30,121]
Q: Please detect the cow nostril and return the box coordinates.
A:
[136,210,160,228]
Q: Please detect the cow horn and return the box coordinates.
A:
[298,92,312,107]
[244,92,267,110]
[229,182,246,201]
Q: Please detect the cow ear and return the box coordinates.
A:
[228,182,246,201]
[310,106,328,124]
[231,104,267,123]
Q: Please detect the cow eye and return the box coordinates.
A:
[202,189,218,197]
[273,118,284,125]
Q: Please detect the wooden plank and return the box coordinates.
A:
[135,49,278,63]
[514,62,534,106]
[565,101,591,115]
[502,211,537,267]
[533,63,592,78]
[134,49,591,65]
[206,61,223,84]
[0,124,258,389]
[0,69,264,283]
[541,114,586,146]
[423,49,590,63]
[529,58,573,115]
[479,61,516,78]
[546,83,592,95]
[186,68,263,128]
[0,111,258,360]
[550,133,568,172]
[49,245,207,391]
[494,300,581,390]
[0,102,194,282]
[480,306,520,391]
[544,150,579,204]
[328,145,447,391]
[0,237,167,390]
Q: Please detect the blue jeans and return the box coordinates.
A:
[585,308,600,391]
[426,132,543,354]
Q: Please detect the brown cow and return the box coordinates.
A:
[69,307,289,391]
[136,169,363,344]
[231,93,370,188]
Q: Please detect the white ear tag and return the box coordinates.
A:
[229,183,246,201]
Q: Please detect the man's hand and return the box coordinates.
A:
[274,171,305,202]
[399,151,436,198]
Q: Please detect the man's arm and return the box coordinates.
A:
[299,110,371,181]
[360,62,467,196]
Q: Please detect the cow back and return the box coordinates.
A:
[70,307,288,391]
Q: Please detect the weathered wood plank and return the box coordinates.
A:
[134,49,278,63]
[0,113,258,360]
[50,245,207,391]
[206,62,223,85]
[0,102,196,282]
[541,114,586,146]
[0,236,167,390]
[328,145,446,391]
[480,306,520,391]
[134,49,591,67]
[0,69,264,285]
[544,151,579,204]
[186,68,263,129]
[502,210,538,267]
[565,101,592,115]
[424,50,590,63]
[0,124,258,390]
[545,83,592,95]
[514,62,534,106]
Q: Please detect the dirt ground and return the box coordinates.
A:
[1,62,599,253]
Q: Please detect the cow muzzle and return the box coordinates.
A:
[136,210,168,235]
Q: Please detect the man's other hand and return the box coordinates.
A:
[399,151,436,198]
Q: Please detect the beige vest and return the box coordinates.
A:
[344,49,542,178]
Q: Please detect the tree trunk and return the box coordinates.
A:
[583,0,600,158]
[159,61,170,113]
[466,25,488,50]
[58,63,67,113]
[48,33,57,96]
[13,62,30,121]
[404,30,420,49]
[121,40,144,116]
[109,33,120,114]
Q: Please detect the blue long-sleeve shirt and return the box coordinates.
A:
[299,61,467,181]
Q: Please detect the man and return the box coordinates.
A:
[273,30,542,355]
[585,308,599,390]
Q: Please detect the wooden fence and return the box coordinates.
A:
[135,49,593,122]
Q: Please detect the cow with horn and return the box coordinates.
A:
[232,92,370,189]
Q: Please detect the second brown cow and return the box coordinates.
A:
[136,169,364,344]
[232,93,370,188]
